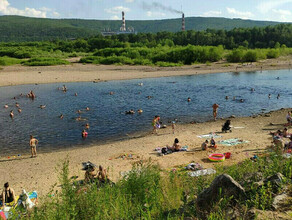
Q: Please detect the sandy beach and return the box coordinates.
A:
[0,56,292,87]
[0,59,291,199]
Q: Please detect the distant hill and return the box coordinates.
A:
[0,15,282,42]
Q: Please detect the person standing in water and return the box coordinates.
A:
[9,110,14,118]
[212,103,219,121]
[29,135,38,158]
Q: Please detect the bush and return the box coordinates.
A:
[226,49,244,62]
[22,57,70,66]
[0,56,22,66]
[266,49,280,59]
[243,50,258,62]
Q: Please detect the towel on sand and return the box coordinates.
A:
[218,138,249,146]
[188,168,216,177]
[197,133,222,139]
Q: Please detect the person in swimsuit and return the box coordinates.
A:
[212,103,219,121]
[97,165,108,184]
[168,138,181,152]
[1,182,16,208]
[82,130,88,138]
[30,135,38,158]
[9,110,14,118]
[84,166,97,184]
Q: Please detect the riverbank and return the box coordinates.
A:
[0,55,292,87]
[0,108,291,197]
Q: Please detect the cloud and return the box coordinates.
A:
[105,6,130,14]
[202,10,222,17]
[257,0,292,14]
[271,9,291,21]
[110,15,120,20]
[125,0,134,2]
[146,11,166,17]
[0,0,60,18]
[226,7,254,19]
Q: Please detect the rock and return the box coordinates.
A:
[229,115,236,118]
[264,114,271,117]
[272,193,288,210]
[196,174,245,218]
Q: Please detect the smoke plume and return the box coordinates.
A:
[142,1,182,14]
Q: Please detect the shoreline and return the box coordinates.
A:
[0,107,291,197]
[0,56,292,87]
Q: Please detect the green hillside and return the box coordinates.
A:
[0,15,282,42]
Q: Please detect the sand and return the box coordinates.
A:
[0,55,292,87]
[0,59,291,198]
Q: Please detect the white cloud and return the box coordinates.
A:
[105,6,130,14]
[0,0,60,18]
[110,15,119,20]
[125,0,134,2]
[226,7,254,19]
[271,9,291,21]
[146,11,166,17]
[202,10,222,17]
[257,0,292,14]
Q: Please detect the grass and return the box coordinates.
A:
[11,152,292,219]
[0,56,22,66]
[22,57,70,66]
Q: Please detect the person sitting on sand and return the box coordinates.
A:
[201,140,209,151]
[210,137,217,150]
[168,138,182,152]
[97,165,108,184]
[9,110,14,118]
[84,166,97,184]
[1,182,16,208]
[222,120,232,133]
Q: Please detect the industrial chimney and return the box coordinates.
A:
[182,13,185,31]
[121,11,126,32]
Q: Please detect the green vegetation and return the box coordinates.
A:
[0,56,22,66]
[22,57,70,66]
[0,15,281,41]
[14,153,292,219]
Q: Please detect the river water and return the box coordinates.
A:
[0,69,291,155]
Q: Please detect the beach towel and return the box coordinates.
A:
[157,146,189,155]
[188,168,216,177]
[197,133,222,139]
[218,138,249,146]
[0,211,6,220]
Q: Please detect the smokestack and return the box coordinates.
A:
[121,11,126,32]
[182,13,185,31]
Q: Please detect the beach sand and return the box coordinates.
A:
[0,56,292,87]
[0,59,291,198]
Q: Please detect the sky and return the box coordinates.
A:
[1,0,292,22]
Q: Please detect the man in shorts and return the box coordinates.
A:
[30,135,38,158]
[212,103,219,121]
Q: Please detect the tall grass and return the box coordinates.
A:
[17,152,292,219]
[0,56,22,66]
[22,57,70,66]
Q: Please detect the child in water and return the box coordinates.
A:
[82,130,88,138]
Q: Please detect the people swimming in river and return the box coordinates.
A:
[85,123,90,129]
[225,96,229,100]
[18,108,22,113]
[77,110,82,114]
[39,105,46,109]
[277,94,280,99]
[268,94,271,99]
[146,96,153,99]
[82,130,88,138]
[250,88,255,92]
[109,91,114,95]
[137,109,143,114]
[187,97,191,102]
[15,102,19,108]
[74,93,78,96]
[240,99,244,103]
[125,109,135,115]
[85,107,90,111]
[232,96,236,100]
[4,104,8,108]
[76,116,87,121]
[28,90,35,100]
[9,110,14,118]
[62,85,67,92]
[59,114,64,119]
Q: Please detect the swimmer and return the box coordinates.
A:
[187,97,191,102]
[77,110,82,114]
[4,104,8,108]
[138,83,143,86]
[10,110,14,118]
[18,108,22,113]
[251,88,255,92]
[268,94,271,99]
[109,91,114,95]
[225,96,229,100]
[137,109,143,114]
[277,94,280,99]
[276,77,280,80]
[146,96,153,99]
[75,93,78,96]
[62,85,67,92]
[59,114,64,119]
[76,116,87,121]
[240,99,244,103]
[85,107,90,111]
[15,102,19,108]
[40,105,46,109]
[125,109,135,115]
[82,130,88,138]
[85,123,90,129]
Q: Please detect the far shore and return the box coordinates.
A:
[0,55,292,87]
